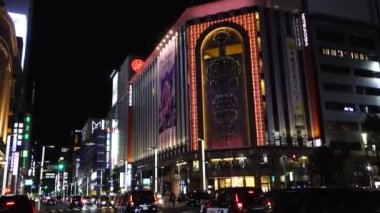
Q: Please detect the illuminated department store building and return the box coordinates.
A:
[128,0,321,194]
[124,0,379,193]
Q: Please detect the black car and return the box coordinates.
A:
[69,195,83,208]
[250,187,380,213]
[0,194,36,213]
[125,190,159,213]
[185,190,210,206]
[45,198,56,206]
[97,196,112,208]
[201,187,263,213]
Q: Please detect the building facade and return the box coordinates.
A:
[0,3,22,194]
[107,0,380,195]
[308,14,380,186]
[127,0,319,195]
[77,119,107,196]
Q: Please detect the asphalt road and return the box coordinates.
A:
[38,201,200,213]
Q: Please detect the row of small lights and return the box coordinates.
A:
[156,30,178,51]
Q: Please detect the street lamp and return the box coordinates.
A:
[160,166,164,194]
[361,133,373,187]
[148,147,158,193]
[37,145,54,210]
[38,145,55,196]
[198,139,206,191]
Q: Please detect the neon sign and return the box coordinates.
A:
[131,59,144,72]
[301,13,309,47]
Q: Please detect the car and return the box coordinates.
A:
[0,194,36,213]
[201,187,263,213]
[185,190,210,207]
[125,190,159,213]
[81,196,94,207]
[45,198,56,206]
[69,195,83,208]
[113,193,128,212]
[250,187,380,213]
[97,195,112,208]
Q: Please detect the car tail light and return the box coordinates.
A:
[265,198,272,211]
[129,195,134,207]
[154,194,158,205]
[235,193,243,211]
[5,201,15,206]
[206,201,212,208]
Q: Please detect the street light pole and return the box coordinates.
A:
[361,133,373,187]
[154,148,158,193]
[37,145,54,211]
[199,139,206,191]
[38,146,46,197]
[148,147,158,193]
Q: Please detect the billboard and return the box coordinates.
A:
[5,0,30,71]
[158,40,176,150]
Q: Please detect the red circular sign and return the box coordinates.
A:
[131,59,144,72]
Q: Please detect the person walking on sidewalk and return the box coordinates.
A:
[169,192,176,206]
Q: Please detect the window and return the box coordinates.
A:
[356,86,380,96]
[325,102,355,112]
[316,29,344,44]
[323,83,353,93]
[359,104,380,114]
[320,64,350,75]
[354,69,375,78]
[348,34,374,49]
[326,121,358,131]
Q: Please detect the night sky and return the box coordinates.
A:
[27,1,199,150]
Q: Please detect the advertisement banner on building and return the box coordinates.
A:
[286,38,306,135]
[158,40,176,149]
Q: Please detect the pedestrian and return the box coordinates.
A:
[170,192,176,206]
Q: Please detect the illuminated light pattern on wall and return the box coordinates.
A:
[188,12,265,150]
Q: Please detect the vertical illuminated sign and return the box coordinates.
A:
[301,13,309,47]
[112,72,118,106]
[128,84,133,106]
[8,12,27,69]
[12,152,19,175]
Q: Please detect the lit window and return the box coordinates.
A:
[337,50,344,57]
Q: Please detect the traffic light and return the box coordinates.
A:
[58,163,64,171]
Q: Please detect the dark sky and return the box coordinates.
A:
[28,1,199,149]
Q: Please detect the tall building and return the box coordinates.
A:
[126,0,318,194]
[307,13,380,185]
[78,119,107,196]
[1,0,34,194]
[0,1,23,194]
[116,0,380,195]
[109,55,144,193]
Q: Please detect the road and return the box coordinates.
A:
[38,201,200,213]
